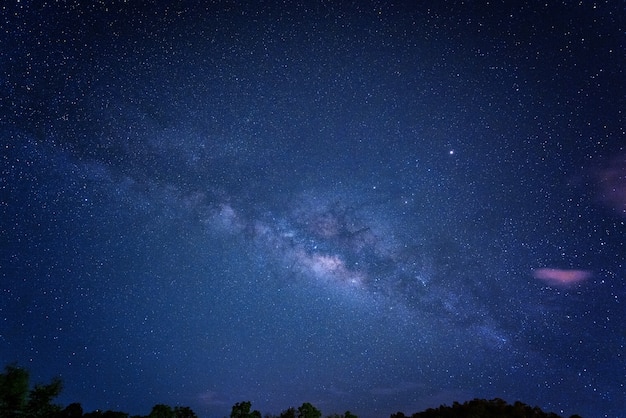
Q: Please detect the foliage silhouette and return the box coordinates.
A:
[391,397,577,418]
[230,401,262,418]
[277,406,296,418]
[149,404,175,418]
[0,364,199,418]
[0,363,30,416]
[0,363,62,417]
[83,411,129,418]
[1,364,581,418]
[326,411,358,418]
[58,402,84,417]
[297,402,321,418]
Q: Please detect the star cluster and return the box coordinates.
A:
[1,2,625,418]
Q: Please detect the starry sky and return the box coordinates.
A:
[1,1,625,417]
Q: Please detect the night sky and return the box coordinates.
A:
[1,1,625,417]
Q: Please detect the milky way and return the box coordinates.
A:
[1,2,625,418]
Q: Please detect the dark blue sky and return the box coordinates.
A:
[1,1,625,417]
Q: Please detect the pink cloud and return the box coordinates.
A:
[533,268,592,286]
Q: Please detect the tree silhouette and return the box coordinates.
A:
[173,406,198,418]
[394,398,568,418]
[149,404,175,418]
[278,406,296,418]
[297,402,321,418]
[83,411,128,418]
[0,364,581,418]
[145,404,198,418]
[0,363,30,416]
[326,411,358,418]
[26,376,63,417]
[58,402,84,417]
[0,363,62,418]
[231,401,262,418]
